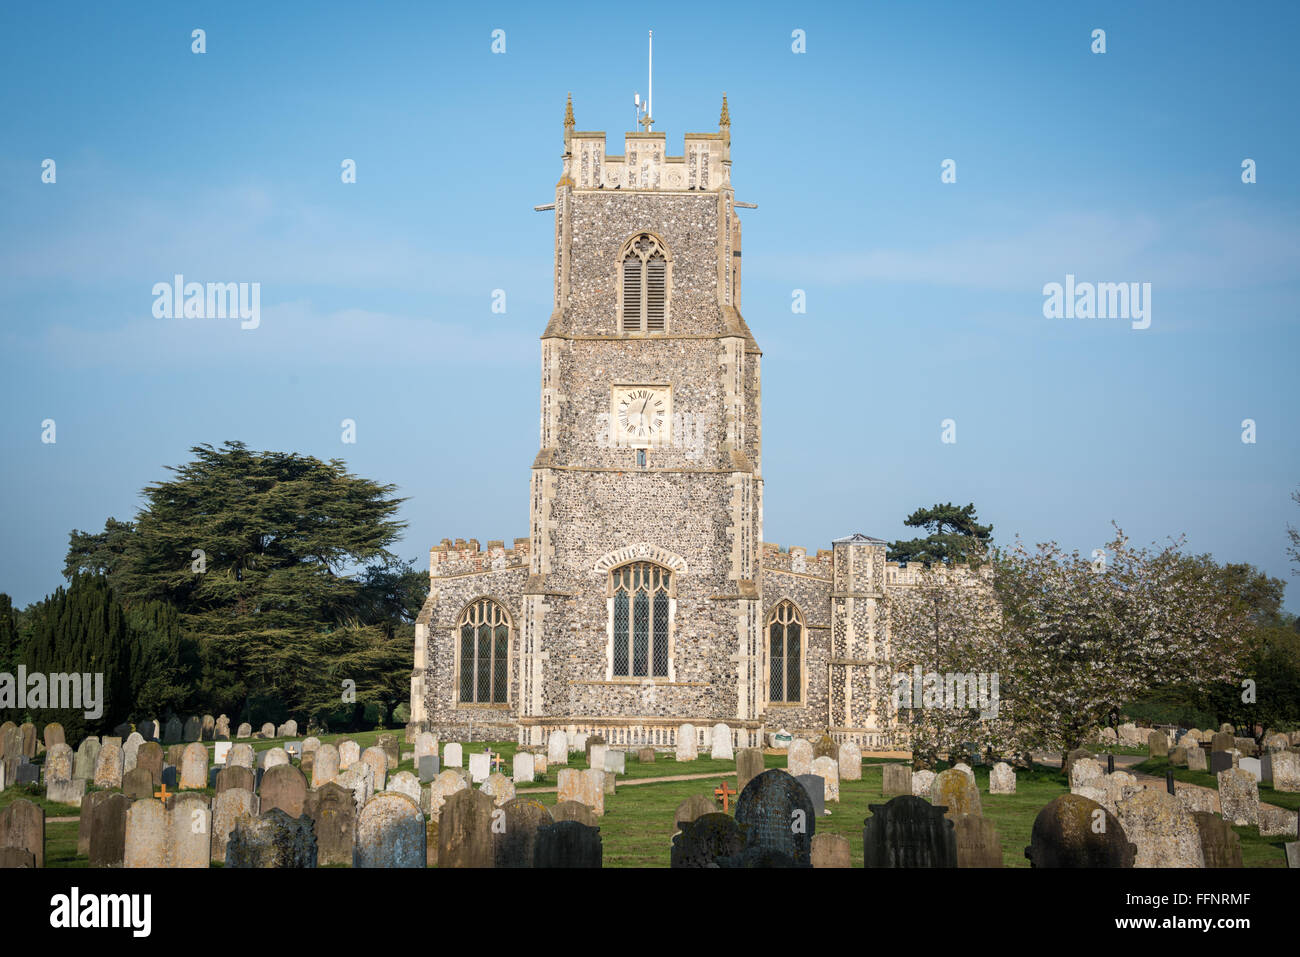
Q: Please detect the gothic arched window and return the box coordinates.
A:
[611,562,671,677]
[457,599,510,704]
[767,600,803,704]
[619,233,669,333]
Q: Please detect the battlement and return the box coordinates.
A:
[760,542,835,576]
[430,537,531,578]
[884,561,994,586]
[562,95,733,192]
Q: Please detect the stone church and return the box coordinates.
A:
[409,96,987,752]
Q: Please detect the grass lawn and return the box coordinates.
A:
[10,735,1294,867]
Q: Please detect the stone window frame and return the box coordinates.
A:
[616,232,672,335]
[604,560,677,683]
[765,598,806,706]
[452,596,513,709]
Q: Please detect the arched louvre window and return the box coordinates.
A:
[458,599,509,704]
[768,600,803,703]
[620,234,668,333]
[612,562,670,677]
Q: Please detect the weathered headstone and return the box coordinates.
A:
[674,793,717,832]
[810,832,852,868]
[42,723,65,749]
[862,795,957,868]
[259,764,308,818]
[1069,757,1104,791]
[882,764,912,797]
[123,800,168,868]
[812,755,840,802]
[437,787,494,868]
[1217,769,1259,826]
[182,716,201,743]
[932,768,982,819]
[1024,794,1136,868]
[838,742,861,781]
[305,780,357,866]
[1268,750,1300,792]
[672,813,745,868]
[636,747,654,763]
[87,792,129,867]
[912,769,936,797]
[375,731,397,769]
[73,736,100,780]
[954,813,1003,867]
[211,787,258,863]
[386,770,421,804]
[467,750,490,784]
[427,769,469,822]
[1114,788,1204,868]
[1192,811,1243,867]
[216,764,255,795]
[494,797,553,868]
[533,819,602,867]
[354,791,424,867]
[547,730,568,766]
[786,738,813,777]
[122,766,154,800]
[736,748,764,795]
[444,742,463,768]
[214,715,230,739]
[235,722,252,739]
[1148,730,1169,757]
[480,771,515,806]
[179,742,208,790]
[989,762,1016,794]
[311,743,340,788]
[0,798,44,868]
[513,752,536,784]
[93,739,124,789]
[337,763,375,814]
[259,722,275,738]
[361,746,388,790]
[710,723,733,760]
[225,807,316,867]
[552,800,599,826]
[1188,746,1207,772]
[734,769,815,866]
[556,767,605,815]
[676,724,698,761]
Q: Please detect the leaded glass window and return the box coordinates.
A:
[612,562,670,677]
[457,599,509,704]
[768,600,803,703]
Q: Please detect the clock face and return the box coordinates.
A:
[615,386,669,447]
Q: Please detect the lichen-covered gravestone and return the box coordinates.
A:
[88,792,130,867]
[481,771,515,807]
[236,722,252,739]
[427,769,469,822]
[556,768,605,815]
[437,787,495,868]
[862,795,956,868]
[386,770,421,804]
[1217,769,1259,826]
[211,787,258,863]
[912,769,935,797]
[671,813,745,868]
[954,814,1003,868]
[311,743,340,788]
[42,723,65,748]
[674,793,717,832]
[337,763,375,814]
[179,742,208,790]
[1269,751,1300,792]
[786,738,813,777]
[123,800,168,868]
[1024,794,1136,868]
[494,798,553,868]
[0,798,45,868]
[122,767,154,801]
[1114,788,1204,868]
[215,766,255,797]
[93,739,124,789]
[812,755,840,802]
[73,737,100,780]
[263,747,290,770]
[989,762,1016,794]
[226,808,317,868]
[1192,811,1243,867]
[810,832,851,868]
[932,768,982,820]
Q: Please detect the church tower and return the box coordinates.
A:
[516,95,764,748]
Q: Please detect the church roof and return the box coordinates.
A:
[832,533,888,544]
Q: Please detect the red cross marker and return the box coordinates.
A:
[714,780,735,813]
[154,782,171,802]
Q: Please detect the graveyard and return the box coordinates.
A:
[1,718,1297,868]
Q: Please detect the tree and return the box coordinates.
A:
[888,502,993,566]
[992,528,1251,751]
[65,441,416,728]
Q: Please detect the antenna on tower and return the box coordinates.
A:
[635,31,654,132]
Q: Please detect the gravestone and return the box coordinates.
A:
[214,715,230,739]
[882,764,912,797]
[79,790,121,856]
[300,735,320,754]
[796,774,825,818]
[862,795,957,868]
[513,752,536,784]
[182,716,201,743]
[1024,794,1136,867]
[675,793,717,831]
[813,734,837,760]
[414,732,439,768]
[211,787,258,863]
[481,772,515,806]
[305,781,357,867]
[311,743,340,788]
[810,832,852,868]
[1238,757,1262,782]
[1234,737,1257,757]
[281,719,300,738]
[838,742,861,781]
[1063,748,1094,782]
[736,748,764,795]
[263,747,289,770]
[44,742,73,783]
[1268,750,1300,791]
[954,814,1003,867]
[375,731,398,769]
[710,724,733,760]
[73,737,100,780]
[386,770,421,804]
[225,807,317,867]
[1170,746,1188,767]
[337,764,374,814]
[548,730,568,766]
[200,715,215,741]
[1188,747,1207,772]
[444,742,463,768]
[584,735,606,763]
[1115,789,1204,867]
[467,750,490,784]
[93,739,124,788]
[812,755,840,802]
[604,749,626,774]
[676,724,698,761]
[636,747,654,764]
[236,722,252,739]
[556,768,605,815]
[166,743,185,768]
[989,762,1016,794]
[1211,731,1234,754]
[225,743,254,770]
[589,742,608,774]
[418,754,440,783]
[355,791,424,868]
[428,769,469,822]
[534,753,548,775]
[18,722,36,757]
[361,746,388,790]
[1192,811,1243,867]
[43,723,65,748]
[671,813,745,868]
[260,764,308,818]
[786,738,813,777]
[134,741,163,786]
[494,798,553,868]
[123,767,154,800]
[0,798,45,868]
[1148,730,1169,757]
[0,848,34,867]
[533,819,602,868]
[123,800,168,867]
[1217,769,1259,826]
[169,793,211,867]
[1069,757,1104,791]
[912,769,936,797]
[1257,804,1297,838]
[552,800,599,826]
[932,768,982,819]
[216,765,255,795]
[734,769,815,866]
[179,742,208,789]
[260,722,275,738]
[437,787,495,868]
[87,792,130,867]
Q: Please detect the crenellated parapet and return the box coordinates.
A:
[884,561,994,588]
[759,542,834,577]
[430,537,531,578]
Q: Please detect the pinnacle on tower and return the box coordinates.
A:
[564,92,575,130]
[719,93,730,128]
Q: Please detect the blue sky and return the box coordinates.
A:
[1,1,1297,609]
